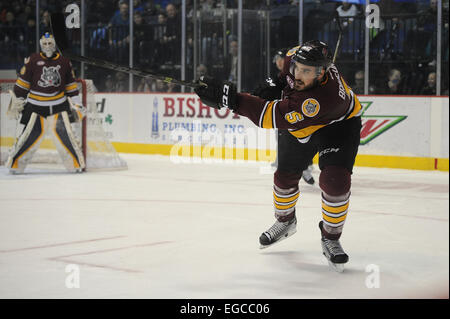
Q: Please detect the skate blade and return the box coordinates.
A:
[327,260,345,273]
[259,229,297,249]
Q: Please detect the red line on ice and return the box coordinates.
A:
[47,241,174,274]
[0,236,126,253]
[50,241,174,259]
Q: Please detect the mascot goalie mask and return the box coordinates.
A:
[40,32,56,58]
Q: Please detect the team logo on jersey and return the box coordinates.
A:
[20,66,26,75]
[38,65,61,87]
[301,98,320,117]
[37,61,45,66]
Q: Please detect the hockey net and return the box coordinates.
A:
[0,79,127,171]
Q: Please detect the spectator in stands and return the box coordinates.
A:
[154,0,171,13]
[200,0,217,11]
[351,70,365,95]
[224,39,238,83]
[114,71,128,92]
[405,0,439,61]
[196,64,208,78]
[25,16,36,52]
[40,10,51,34]
[273,48,287,72]
[165,3,181,64]
[154,79,168,92]
[153,12,168,67]
[15,5,32,25]
[132,11,148,67]
[336,1,359,28]
[379,68,404,95]
[420,71,437,95]
[137,77,152,92]
[104,74,116,92]
[108,1,130,64]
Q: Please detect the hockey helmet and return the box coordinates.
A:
[40,32,57,58]
[272,48,288,63]
[291,40,332,69]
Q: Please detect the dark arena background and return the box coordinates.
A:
[0,0,448,307]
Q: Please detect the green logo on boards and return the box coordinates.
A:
[105,114,113,125]
[359,101,407,145]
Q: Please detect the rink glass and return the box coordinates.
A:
[0,0,447,95]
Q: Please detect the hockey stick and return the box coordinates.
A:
[332,12,344,64]
[49,12,200,89]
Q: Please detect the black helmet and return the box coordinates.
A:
[292,40,332,68]
[272,48,288,63]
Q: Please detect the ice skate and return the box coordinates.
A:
[319,221,348,272]
[302,167,315,185]
[259,217,297,249]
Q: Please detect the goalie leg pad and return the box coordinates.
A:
[51,112,86,172]
[6,113,45,173]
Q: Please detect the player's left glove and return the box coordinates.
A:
[194,76,237,110]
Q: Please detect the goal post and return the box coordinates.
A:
[0,79,127,171]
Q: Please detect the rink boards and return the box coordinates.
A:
[1,92,449,171]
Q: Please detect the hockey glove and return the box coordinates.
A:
[68,96,86,122]
[252,77,285,100]
[194,76,237,110]
[6,90,25,120]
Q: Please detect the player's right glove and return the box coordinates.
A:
[194,76,237,110]
[252,77,285,100]
[6,90,25,120]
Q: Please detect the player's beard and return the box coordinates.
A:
[294,79,313,91]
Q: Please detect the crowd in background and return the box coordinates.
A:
[0,0,448,95]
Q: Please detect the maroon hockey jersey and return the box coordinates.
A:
[235,46,362,143]
[14,52,79,107]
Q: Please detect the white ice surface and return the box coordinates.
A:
[0,154,448,298]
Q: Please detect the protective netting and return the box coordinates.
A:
[0,79,127,171]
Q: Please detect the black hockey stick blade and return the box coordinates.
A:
[49,12,199,88]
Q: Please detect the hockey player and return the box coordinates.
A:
[254,47,315,185]
[6,32,86,173]
[194,40,362,272]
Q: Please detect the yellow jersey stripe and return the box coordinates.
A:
[341,77,352,96]
[289,124,326,139]
[262,101,275,129]
[322,212,347,224]
[65,83,78,91]
[29,91,65,101]
[16,78,30,89]
[322,202,349,214]
[347,95,362,119]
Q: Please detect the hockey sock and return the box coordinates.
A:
[320,193,350,240]
[273,185,299,222]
